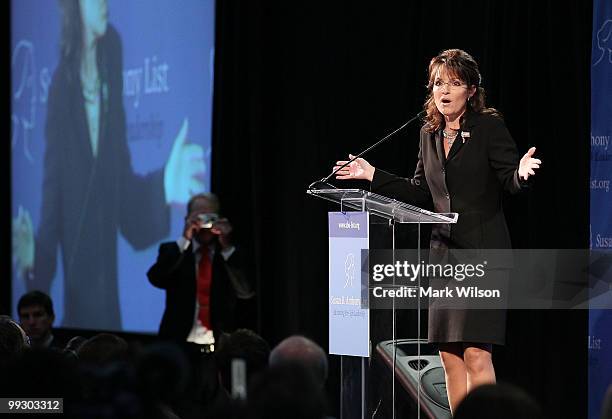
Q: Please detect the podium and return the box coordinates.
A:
[307,188,458,419]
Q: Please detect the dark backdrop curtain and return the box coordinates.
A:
[212,1,590,417]
[1,0,589,417]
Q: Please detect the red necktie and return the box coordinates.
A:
[197,247,212,329]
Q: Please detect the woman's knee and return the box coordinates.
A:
[463,346,492,375]
[439,345,465,371]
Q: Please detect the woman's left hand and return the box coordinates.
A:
[164,118,206,204]
[518,147,541,181]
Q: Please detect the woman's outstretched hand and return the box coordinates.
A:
[164,118,206,205]
[518,147,541,181]
[334,154,375,182]
[12,205,34,279]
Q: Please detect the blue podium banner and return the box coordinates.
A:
[328,212,370,357]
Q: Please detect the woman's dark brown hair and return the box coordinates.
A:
[58,0,83,74]
[423,49,499,132]
[57,0,109,86]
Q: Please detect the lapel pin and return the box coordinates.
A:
[461,131,470,143]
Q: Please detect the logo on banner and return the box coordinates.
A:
[11,40,51,163]
[593,19,612,66]
[344,253,355,288]
[338,221,360,230]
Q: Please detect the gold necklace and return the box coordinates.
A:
[442,129,459,145]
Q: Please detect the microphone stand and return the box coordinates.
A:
[308,110,426,190]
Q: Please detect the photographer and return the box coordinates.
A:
[147,193,254,345]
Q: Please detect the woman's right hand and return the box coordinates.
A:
[12,205,34,279]
[334,154,375,182]
[164,118,206,205]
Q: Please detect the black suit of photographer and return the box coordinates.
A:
[147,239,253,341]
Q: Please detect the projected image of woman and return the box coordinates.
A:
[12,0,204,329]
[333,49,541,413]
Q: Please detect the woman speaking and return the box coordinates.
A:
[333,49,541,413]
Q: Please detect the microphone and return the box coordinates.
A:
[308,110,426,190]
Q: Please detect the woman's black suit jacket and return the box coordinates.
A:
[32,26,169,329]
[371,110,526,344]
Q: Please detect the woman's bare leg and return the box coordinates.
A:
[439,342,468,415]
[463,343,496,392]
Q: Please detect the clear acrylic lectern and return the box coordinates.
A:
[307,188,458,419]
